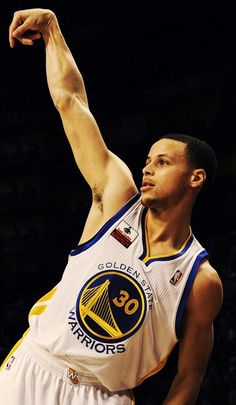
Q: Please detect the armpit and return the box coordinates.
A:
[92,184,104,212]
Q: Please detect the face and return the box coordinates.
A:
[141,138,193,209]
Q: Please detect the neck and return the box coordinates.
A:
[145,206,192,255]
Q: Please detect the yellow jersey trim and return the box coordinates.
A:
[142,217,193,263]
[0,328,30,372]
[137,343,177,385]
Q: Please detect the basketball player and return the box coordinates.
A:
[0,8,223,405]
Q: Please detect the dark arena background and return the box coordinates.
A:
[0,1,235,404]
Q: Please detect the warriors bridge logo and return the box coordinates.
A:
[68,269,149,354]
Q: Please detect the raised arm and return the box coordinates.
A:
[9,9,137,221]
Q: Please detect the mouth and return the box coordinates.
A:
[140,179,155,192]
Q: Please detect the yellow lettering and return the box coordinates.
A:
[113,290,139,315]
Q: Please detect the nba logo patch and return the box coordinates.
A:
[111,220,139,248]
[170,270,183,286]
[5,355,16,371]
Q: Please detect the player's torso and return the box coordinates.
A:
[28,193,208,390]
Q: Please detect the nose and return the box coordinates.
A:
[142,161,154,176]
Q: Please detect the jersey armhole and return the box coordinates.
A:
[70,192,141,256]
[175,250,209,339]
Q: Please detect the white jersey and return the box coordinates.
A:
[28,192,208,392]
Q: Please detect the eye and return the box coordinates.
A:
[157,159,169,166]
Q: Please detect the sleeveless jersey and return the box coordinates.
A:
[28,192,208,391]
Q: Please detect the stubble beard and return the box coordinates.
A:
[141,194,166,210]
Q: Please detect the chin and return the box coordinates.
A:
[141,195,157,208]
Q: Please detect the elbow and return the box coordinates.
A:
[52,88,73,112]
[52,89,87,113]
[50,74,88,112]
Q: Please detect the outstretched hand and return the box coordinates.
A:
[9,8,55,48]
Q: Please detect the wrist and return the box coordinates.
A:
[41,10,60,41]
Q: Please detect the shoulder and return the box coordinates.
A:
[186,259,223,324]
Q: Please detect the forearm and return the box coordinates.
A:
[42,14,88,110]
[8,8,136,195]
[163,373,203,405]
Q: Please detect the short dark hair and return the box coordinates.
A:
[158,133,218,189]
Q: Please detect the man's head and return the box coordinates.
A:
[141,134,217,210]
[158,133,218,189]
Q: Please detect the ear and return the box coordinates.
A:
[190,169,206,189]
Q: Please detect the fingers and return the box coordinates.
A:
[9,9,55,48]
[9,10,42,48]
[9,13,18,47]
[15,31,42,46]
[9,11,27,47]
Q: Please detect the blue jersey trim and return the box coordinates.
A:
[70,192,141,256]
[139,207,148,261]
[139,211,194,264]
[175,250,209,339]
[143,235,194,265]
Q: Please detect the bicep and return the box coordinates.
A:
[178,264,223,379]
